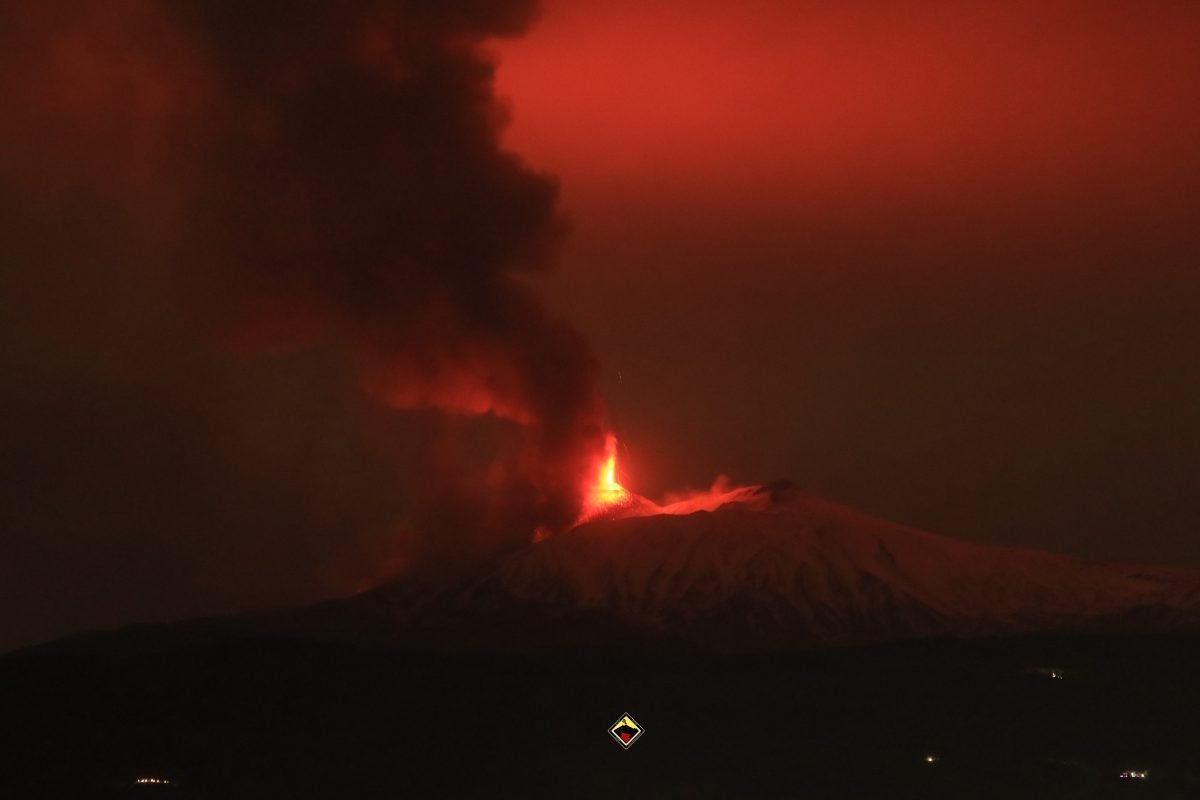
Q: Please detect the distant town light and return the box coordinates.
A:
[925,754,940,764]
[1119,770,1149,780]
[134,777,172,785]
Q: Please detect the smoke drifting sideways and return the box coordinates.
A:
[0,1,605,648]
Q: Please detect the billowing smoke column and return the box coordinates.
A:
[1,1,607,559]
[175,0,610,551]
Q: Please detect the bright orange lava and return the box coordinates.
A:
[582,433,629,518]
[566,434,755,532]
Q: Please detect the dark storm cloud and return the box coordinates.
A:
[0,0,604,650]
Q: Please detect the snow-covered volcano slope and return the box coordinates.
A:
[356,484,1200,651]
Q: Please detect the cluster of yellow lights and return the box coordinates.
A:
[135,777,171,785]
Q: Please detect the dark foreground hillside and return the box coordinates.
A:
[3,633,1199,798]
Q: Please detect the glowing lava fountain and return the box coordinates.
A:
[565,434,755,532]
[591,433,629,507]
[576,433,633,525]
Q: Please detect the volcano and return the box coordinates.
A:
[261,482,1200,653]
[11,484,1200,798]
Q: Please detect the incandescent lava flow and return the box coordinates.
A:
[570,433,748,528]
[576,433,633,525]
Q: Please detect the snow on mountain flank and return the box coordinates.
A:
[358,483,1200,651]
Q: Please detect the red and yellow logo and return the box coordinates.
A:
[608,713,644,749]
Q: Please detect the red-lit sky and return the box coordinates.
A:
[496,0,1200,562]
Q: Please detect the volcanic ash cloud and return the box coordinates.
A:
[0,0,608,560]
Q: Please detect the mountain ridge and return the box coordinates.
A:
[339,484,1200,651]
[14,484,1200,657]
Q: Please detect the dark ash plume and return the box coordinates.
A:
[166,0,609,549]
[0,0,604,648]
